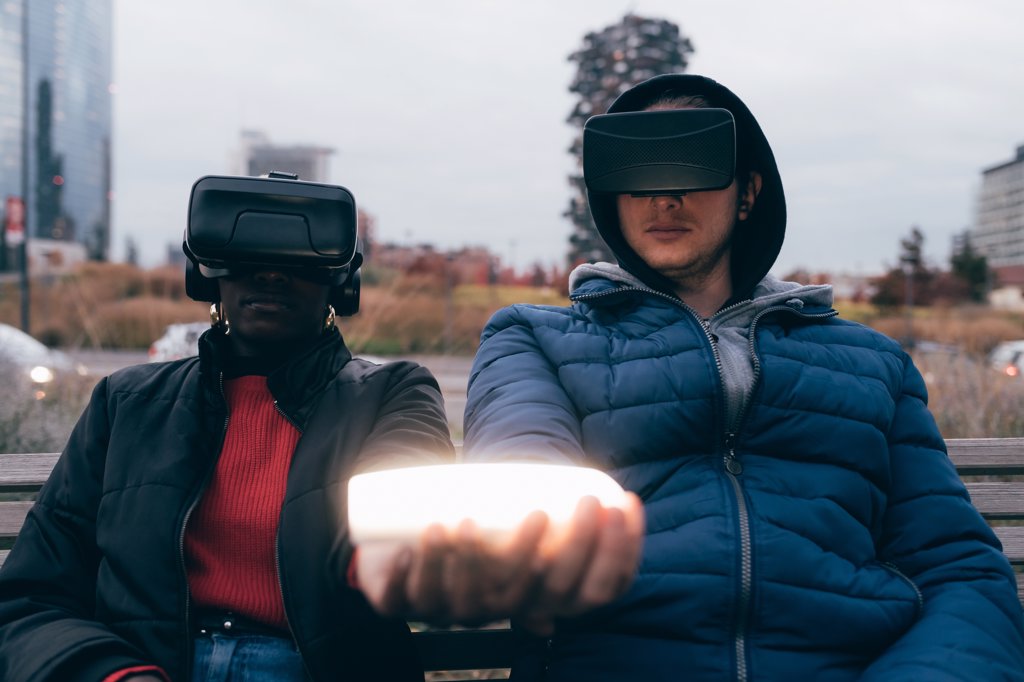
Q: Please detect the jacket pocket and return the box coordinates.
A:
[879,561,924,619]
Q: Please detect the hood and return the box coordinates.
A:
[587,73,787,301]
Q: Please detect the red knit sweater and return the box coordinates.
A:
[104,376,300,682]
[184,375,301,630]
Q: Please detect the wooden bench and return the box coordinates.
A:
[2,438,1023,679]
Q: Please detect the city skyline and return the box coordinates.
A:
[109,1,1024,277]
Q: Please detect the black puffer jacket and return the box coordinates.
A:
[0,328,454,682]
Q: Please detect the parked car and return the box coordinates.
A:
[989,340,1024,378]
[0,323,89,400]
[148,322,209,362]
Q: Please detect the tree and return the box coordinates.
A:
[950,230,990,303]
[871,226,937,308]
[565,14,695,266]
[125,236,139,267]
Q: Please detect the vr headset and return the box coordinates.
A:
[183,172,362,316]
[583,108,735,195]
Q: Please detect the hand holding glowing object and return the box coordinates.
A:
[348,463,630,543]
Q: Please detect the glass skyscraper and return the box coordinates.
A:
[0,0,112,264]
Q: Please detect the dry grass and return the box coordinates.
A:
[343,279,568,356]
[871,309,1024,357]
[913,351,1024,438]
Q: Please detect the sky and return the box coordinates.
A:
[112,0,1024,277]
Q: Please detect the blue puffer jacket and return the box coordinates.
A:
[464,274,1024,681]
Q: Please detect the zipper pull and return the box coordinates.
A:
[724,433,743,475]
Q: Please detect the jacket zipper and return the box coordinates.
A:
[272,399,314,679]
[179,370,230,679]
[575,287,837,681]
[725,304,838,682]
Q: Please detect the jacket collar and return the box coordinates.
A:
[198,327,352,429]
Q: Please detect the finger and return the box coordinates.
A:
[449,518,486,622]
[571,508,636,613]
[407,524,451,618]
[572,493,646,613]
[538,496,602,609]
[490,510,549,588]
[623,492,645,541]
[376,545,414,616]
[482,510,549,615]
[621,493,646,570]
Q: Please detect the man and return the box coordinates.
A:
[0,174,455,681]
[463,74,1024,680]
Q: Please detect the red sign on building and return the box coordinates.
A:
[5,196,25,246]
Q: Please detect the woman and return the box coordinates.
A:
[0,230,454,680]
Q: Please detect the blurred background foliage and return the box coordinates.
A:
[1,261,1023,453]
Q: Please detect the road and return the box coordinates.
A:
[65,350,474,437]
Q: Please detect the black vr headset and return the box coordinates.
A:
[183,172,362,316]
[583,108,736,195]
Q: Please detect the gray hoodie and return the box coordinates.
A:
[570,262,833,432]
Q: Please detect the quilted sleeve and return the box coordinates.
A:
[0,378,156,682]
[862,356,1024,680]
[463,306,585,464]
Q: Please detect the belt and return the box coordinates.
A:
[194,610,292,640]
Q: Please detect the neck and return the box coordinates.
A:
[672,266,733,318]
[226,333,323,369]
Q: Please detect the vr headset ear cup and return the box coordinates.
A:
[331,268,360,317]
[185,252,221,303]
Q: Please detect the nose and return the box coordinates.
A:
[252,269,291,285]
[652,194,684,210]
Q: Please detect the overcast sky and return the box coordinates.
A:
[112,0,1024,277]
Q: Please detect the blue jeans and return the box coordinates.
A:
[191,633,310,682]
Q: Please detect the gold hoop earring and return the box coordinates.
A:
[210,302,230,333]
[323,304,336,331]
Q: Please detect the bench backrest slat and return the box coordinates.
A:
[964,482,1024,523]
[946,437,1024,475]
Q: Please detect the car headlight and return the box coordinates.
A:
[29,365,55,384]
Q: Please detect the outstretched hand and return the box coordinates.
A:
[355,492,645,635]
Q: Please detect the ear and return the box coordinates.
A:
[737,172,763,221]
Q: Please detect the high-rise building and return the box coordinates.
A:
[235,130,334,183]
[972,144,1024,271]
[1,0,113,266]
[0,0,113,266]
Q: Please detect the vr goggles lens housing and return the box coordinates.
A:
[183,174,363,315]
[583,108,736,195]
[196,261,347,286]
[185,174,358,275]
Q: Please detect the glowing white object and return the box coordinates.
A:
[348,463,628,543]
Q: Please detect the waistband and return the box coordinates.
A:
[194,609,292,640]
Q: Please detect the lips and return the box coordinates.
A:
[647,223,690,232]
[241,294,294,312]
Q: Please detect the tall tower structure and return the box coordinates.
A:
[0,0,113,266]
[565,14,694,266]
[972,144,1024,273]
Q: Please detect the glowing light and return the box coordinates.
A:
[33,390,46,400]
[29,366,54,383]
[348,463,628,543]
[52,175,64,186]
[1006,365,1019,378]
